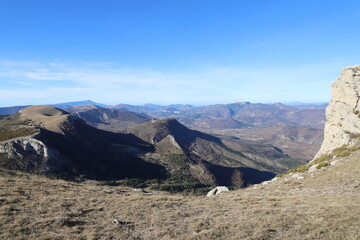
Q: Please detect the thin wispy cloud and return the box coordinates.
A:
[0,60,342,107]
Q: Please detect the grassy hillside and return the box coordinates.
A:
[0,114,39,142]
[1,148,359,239]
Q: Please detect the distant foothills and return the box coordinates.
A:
[0,100,328,125]
[0,99,327,191]
[0,99,326,161]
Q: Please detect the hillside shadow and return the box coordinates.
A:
[203,161,275,187]
[35,120,166,181]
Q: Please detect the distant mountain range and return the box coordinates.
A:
[284,102,329,109]
[0,100,106,115]
[0,100,327,129]
[0,100,326,161]
[111,101,326,130]
[51,100,108,108]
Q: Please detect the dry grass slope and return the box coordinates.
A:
[1,149,360,239]
[19,105,70,133]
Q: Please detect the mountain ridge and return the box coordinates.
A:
[0,105,164,180]
[111,101,326,130]
[65,104,152,131]
[0,106,306,187]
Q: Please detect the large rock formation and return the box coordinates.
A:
[315,65,360,158]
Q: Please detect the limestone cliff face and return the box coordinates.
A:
[315,65,360,158]
[0,137,49,159]
[0,136,66,175]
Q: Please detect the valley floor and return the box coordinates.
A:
[1,151,360,240]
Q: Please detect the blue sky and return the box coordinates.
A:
[0,0,359,107]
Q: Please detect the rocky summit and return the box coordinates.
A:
[315,65,360,158]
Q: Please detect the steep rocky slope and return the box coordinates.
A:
[316,65,360,158]
[274,65,360,178]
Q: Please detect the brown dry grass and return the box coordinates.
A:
[1,150,360,240]
[19,105,69,133]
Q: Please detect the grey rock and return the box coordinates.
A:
[206,186,229,197]
[315,65,360,159]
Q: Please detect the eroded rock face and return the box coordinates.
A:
[315,65,360,158]
[0,136,66,174]
[0,137,49,159]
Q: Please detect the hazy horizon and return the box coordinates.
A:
[0,99,329,108]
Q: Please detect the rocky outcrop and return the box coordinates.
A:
[0,136,66,174]
[0,137,49,159]
[315,65,360,158]
[206,186,229,197]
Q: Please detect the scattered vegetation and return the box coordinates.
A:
[150,182,211,195]
[344,130,360,140]
[100,179,153,188]
[0,114,39,142]
[0,128,38,142]
[353,109,360,118]
[287,164,310,174]
[168,154,189,170]
[274,158,309,170]
[119,179,149,188]
[331,144,360,158]
[316,161,330,169]
[99,177,211,195]
[166,172,197,184]
[281,144,360,175]
[0,153,10,164]
[220,143,286,173]
[275,173,285,178]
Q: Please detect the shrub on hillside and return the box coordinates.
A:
[280,144,360,175]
